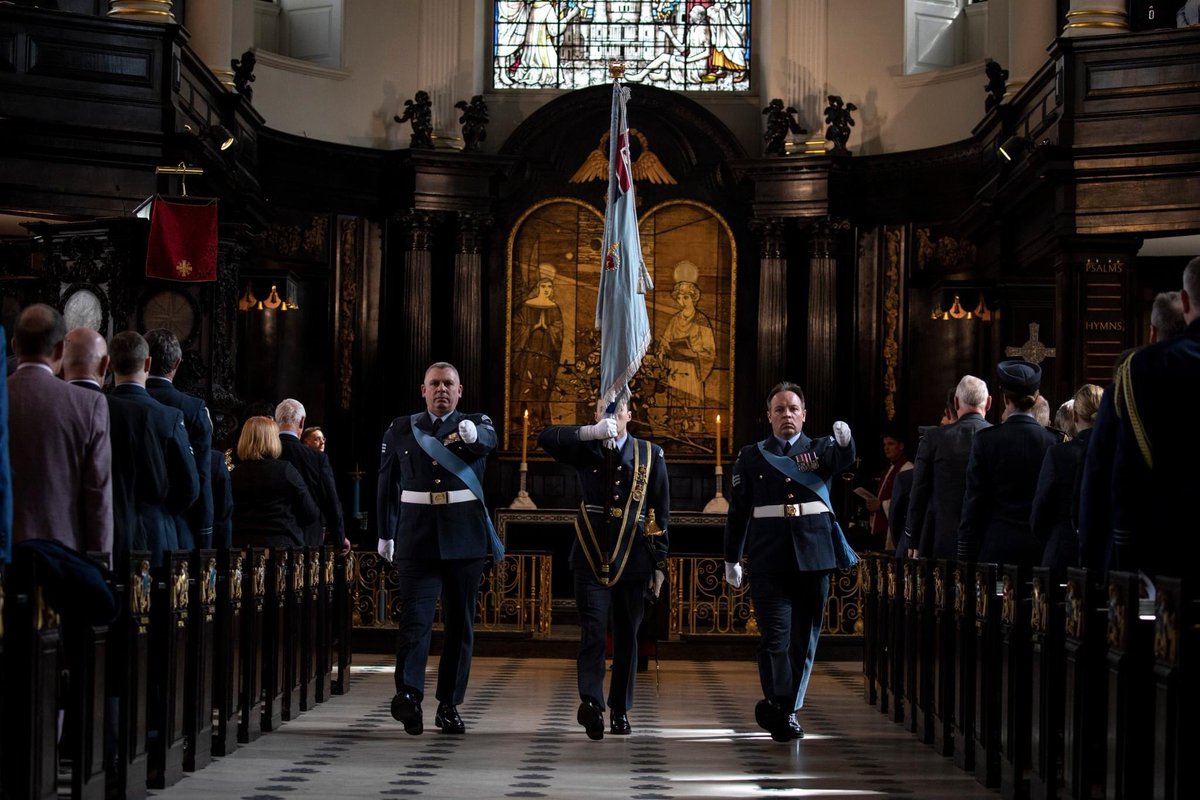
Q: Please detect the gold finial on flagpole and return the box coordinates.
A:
[609,61,626,80]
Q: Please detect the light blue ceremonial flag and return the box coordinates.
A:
[595,78,653,408]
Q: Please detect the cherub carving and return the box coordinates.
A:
[395,90,434,149]
[454,95,489,152]
[823,95,858,156]
[762,98,807,156]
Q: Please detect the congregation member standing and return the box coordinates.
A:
[1110,257,1200,579]
[276,398,347,552]
[958,360,1059,566]
[110,331,199,565]
[7,304,112,556]
[539,390,669,740]
[905,375,992,560]
[145,328,213,548]
[63,327,167,562]
[723,381,857,742]
[376,362,501,736]
[230,416,318,549]
[1031,383,1103,569]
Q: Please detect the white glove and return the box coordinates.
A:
[833,420,852,448]
[377,538,394,561]
[724,561,743,588]
[457,419,478,444]
[649,569,665,598]
[579,418,618,442]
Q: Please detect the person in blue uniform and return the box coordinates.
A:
[957,360,1059,567]
[538,390,670,740]
[723,381,857,742]
[376,362,501,735]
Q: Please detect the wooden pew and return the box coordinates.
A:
[146,552,191,790]
[999,564,1032,800]
[912,557,935,744]
[238,548,266,743]
[332,551,353,695]
[281,548,303,720]
[210,548,243,757]
[260,547,287,732]
[1062,568,1106,800]
[63,552,112,800]
[861,556,877,706]
[299,547,319,711]
[886,556,904,722]
[0,563,61,800]
[109,555,152,800]
[874,553,891,716]
[1029,568,1066,800]
[182,550,216,773]
[1152,576,1193,800]
[315,545,334,703]
[952,562,976,772]
[1105,570,1153,800]
[931,560,956,757]
[973,563,1001,787]
[902,558,919,733]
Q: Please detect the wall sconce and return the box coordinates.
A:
[185,123,237,151]
[238,281,298,312]
[998,135,1028,162]
[933,290,993,322]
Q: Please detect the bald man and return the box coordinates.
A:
[8,305,112,555]
[63,328,168,564]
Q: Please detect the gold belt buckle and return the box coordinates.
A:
[784,504,799,517]
[611,507,623,519]
[431,491,449,505]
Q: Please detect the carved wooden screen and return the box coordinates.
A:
[504,197,735,461]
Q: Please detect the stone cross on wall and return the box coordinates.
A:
[1005,322,1056,364]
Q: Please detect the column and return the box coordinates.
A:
[108,0,175,23]
[184,0,235,90]
[1007,0,1058,93]
[417,2,465,144]
[452,212,489,410]
[1062,0,1130,37]
[753,217,789,411]
[805,217,841,435]
[398,210,436,390]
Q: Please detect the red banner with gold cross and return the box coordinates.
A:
[145,196,218,282]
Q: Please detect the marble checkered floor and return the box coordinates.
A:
[149,657,998,799]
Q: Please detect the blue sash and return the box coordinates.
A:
[756,441,859,569]
[409,414,505,562]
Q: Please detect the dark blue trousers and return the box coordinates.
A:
[574,570,646,712]
[748,569,830,711]
[393,557,485,705]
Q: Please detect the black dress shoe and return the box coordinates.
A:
[391,691,423,735]
[609,710,631,735]
[784,714,805,740]
[754,699,783,733]
[577,700,605,741]
[435,703,465,734]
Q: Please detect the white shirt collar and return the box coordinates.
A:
[614,432,629,450]
[69,378,102,387]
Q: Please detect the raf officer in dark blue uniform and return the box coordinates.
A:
[724,381,857,742]
[539,390,670,740]
[376,362,500,735]
[957,360,1059,567]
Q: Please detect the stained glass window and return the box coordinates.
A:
[493,1,751,91]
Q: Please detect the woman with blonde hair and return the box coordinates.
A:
[231,416,319,548]
[1031,383,1104,569]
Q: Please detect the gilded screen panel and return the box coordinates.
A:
[505,198,735,461]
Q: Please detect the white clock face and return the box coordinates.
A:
[63,288,103,333]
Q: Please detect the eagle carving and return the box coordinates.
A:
[569,128,676,185]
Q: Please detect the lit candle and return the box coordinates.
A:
[715,414,722,467]
[522,408,529,464]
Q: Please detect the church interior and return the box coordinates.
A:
[1,1,1197,798]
